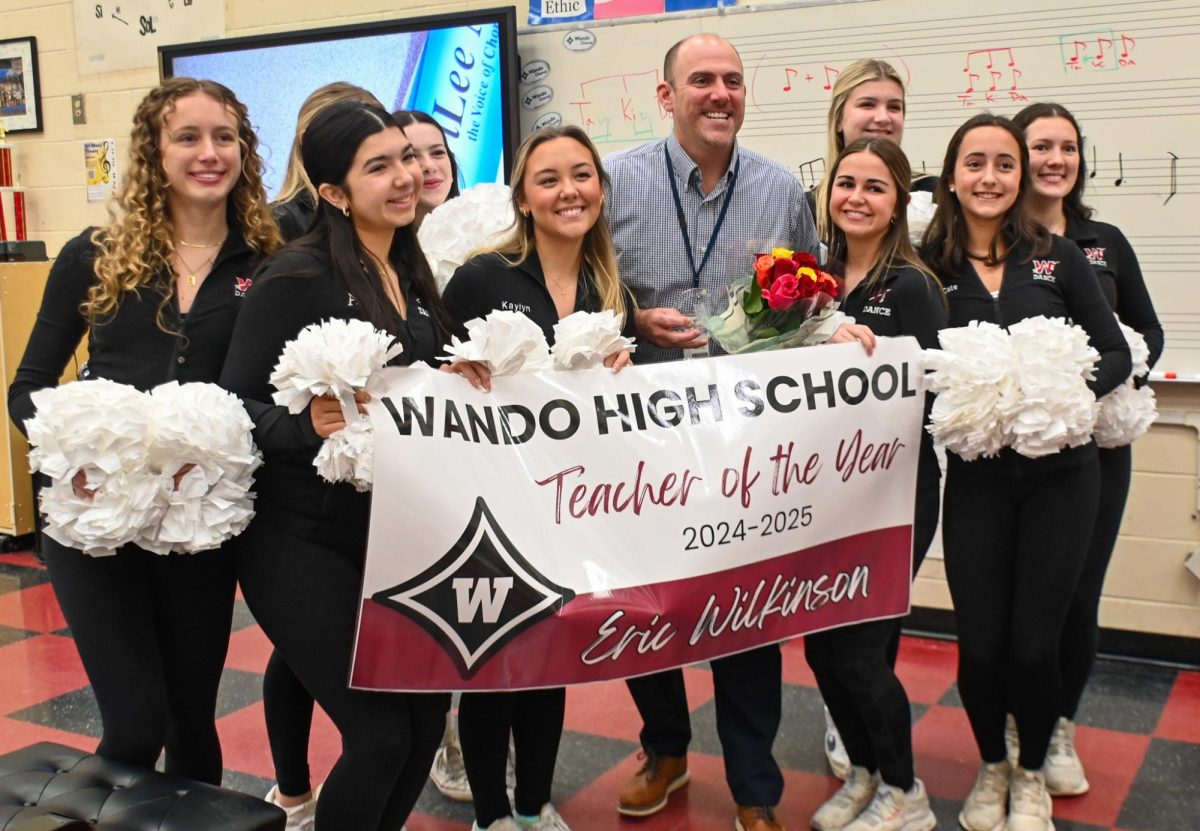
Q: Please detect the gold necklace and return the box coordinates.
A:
[175,247,218,287]
[177,237,224,249]
[546,276,575,298]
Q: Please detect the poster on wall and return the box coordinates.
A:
[73,0,225,75]
[529,0,729,26]
[0,37,42,134]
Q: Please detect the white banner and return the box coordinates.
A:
[351,339,924,691]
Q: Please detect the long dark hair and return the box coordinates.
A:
[297,101,453,344]
[1012,102,1093,221]
[392,109,462,200]
[824,137,941,303]
[922,112,1050,273]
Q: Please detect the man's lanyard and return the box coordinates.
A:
[665,144,740,288]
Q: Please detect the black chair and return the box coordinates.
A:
[0,743,285,830]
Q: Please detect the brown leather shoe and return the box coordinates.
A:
[735,805,785,831]
[617,753,689,817]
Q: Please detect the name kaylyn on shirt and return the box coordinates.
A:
[378,361,918,447]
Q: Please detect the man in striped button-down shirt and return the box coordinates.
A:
[603,33,822,831]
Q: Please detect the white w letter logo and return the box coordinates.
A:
[452,577,514,624]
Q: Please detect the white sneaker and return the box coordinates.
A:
[526,804,571,831]
[813,766,879,830]
[1007,766,1054,831]
[1044,718,1089,796]
[265,784,315,831]
[431,731,473,802]
[474,819,522,831]
[843,780,937,831]
[825,705,852,781]
[1004,714,1019,768]
[959,760,1010,831]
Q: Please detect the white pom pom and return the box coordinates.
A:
[922,321,1019,460]
[270,318,403,413]
[441,309,553,375]
[269,318,403,492]
[417,184,516,292]
[138,382,262,554]
[1094,382,1156,448]
[551,310,636,370]
[907,192,936,247]
[1006,316,1099,458]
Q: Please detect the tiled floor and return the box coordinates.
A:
[0,550,1196,830]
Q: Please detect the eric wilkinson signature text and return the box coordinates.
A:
[580,564,871,666]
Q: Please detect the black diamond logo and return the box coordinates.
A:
[372,496,575,678]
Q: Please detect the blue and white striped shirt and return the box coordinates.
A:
[604,133,818,363]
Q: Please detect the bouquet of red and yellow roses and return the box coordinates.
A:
[698,247,844,353]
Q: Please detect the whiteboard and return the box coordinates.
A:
[517,0,1200,376]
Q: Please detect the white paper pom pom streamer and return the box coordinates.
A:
[417,184,516,292]
[27,380,161,556]
[551,310,637,370]
[1094,321,1156,448]
[907,192,936,247]
[922,321,1020,461]
[269,318,403,491]
[441,309,553,376]
[1004,316,1099,458]
[137,382,263,555]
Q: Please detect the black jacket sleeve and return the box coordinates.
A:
[7,231,95,434]
[442,255,501,337]
[1108,227,1163,374]
[218,253,326,459]
[1058,241,1131,397]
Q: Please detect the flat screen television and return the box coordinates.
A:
[159,7,519,200]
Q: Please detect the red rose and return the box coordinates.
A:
[763,273,802,311]
[772,257,798,280]
[794,251,819,270]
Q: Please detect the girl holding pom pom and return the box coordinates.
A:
[922,113,1129,831]
[804,138,945,831]
[1010,103,1162,799]
[220,101,482,831]
[6,78,280,783]
[440,125,636,831]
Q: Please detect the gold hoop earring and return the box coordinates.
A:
[341,205,351,218]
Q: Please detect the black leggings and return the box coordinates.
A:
[264,649,315,797]
[804,475,939,790]
[1060,445,1131,718]
[236,519,448,831]
[942,456,1098,770]
[43,536,235,784]
[459,688,565,825]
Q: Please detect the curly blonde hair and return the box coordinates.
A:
[85,77,281,327]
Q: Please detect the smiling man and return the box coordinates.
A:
[602,33,819,831]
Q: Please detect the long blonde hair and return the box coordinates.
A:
[85,77,280,327]
[816,59,906,238]
[276,82,383,205]
[475,126,628,317]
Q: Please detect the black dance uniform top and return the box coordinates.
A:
[934,234,1131,471]
[8,226,259,432]
[841,263,947,566]
[271,192,317,243]
[442,250,637,345]
[1065,213,1163,376]
[219,247,440,558]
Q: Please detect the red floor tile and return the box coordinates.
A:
[0,583,67,633]
[563,679,644,742]
[0,635,88,716]
[894,636,958,704]
[1155,669,1200,743]
[911,703,983,801]
[0,554,45,570]
[224,624,274,675]
[0,716,95,756]
[1051,726,1149,827]
[780,637,817,687]
[217,700,340,786]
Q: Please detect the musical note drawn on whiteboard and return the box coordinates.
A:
[1165,152,1178,205]
[959,48,1026,106]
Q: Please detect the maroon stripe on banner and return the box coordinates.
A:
[351,524,912,691]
